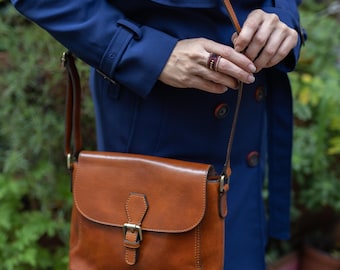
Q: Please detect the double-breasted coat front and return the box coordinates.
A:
[12,0,305,268]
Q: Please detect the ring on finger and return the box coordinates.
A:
[207,53,222,72]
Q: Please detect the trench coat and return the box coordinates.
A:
[11,0,305,268]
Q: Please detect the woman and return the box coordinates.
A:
[11,0,305,269]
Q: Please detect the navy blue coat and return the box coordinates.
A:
[12,0,305,268]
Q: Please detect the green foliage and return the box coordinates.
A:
[290,1,340,214]
[267,1,340,263]
[0,4,94,269]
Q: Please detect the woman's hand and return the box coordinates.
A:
[159,38,257,94]
[232,9,298,72]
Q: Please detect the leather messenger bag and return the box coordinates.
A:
[63,1,242,269]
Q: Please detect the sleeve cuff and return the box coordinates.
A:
[99,18,178,98]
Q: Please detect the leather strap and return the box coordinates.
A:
[221,0,243,178]
[62,0,243,179]
[62,51,82,169]
[124,193,149,265]
[223,0,242,33]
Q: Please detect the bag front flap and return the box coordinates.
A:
[73,151,214,233]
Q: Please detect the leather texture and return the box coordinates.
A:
[69,151,227,270]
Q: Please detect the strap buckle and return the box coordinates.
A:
[66,153,74,170]
[123,223,143,242]
[219,174,230,193]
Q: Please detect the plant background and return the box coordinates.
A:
[0,0,339,269]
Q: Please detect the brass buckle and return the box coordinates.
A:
[123,223,143,241]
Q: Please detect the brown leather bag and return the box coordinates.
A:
[69,151,228,270]
[63,1,242,269]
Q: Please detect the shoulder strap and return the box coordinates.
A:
[62,51,82,169]
[63,0,243,181]
[221,0,243,178]
[223,0,241,33]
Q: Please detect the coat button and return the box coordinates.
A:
[255,86,265,102]
[214,103,229,119]
[247,151,260,167]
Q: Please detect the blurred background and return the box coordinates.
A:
[0,0,339,269]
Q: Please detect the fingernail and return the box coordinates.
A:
[248,64,257,73]
[248,74,255,83]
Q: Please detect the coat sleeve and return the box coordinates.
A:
[10,0,178,97]
[263,0,306,72]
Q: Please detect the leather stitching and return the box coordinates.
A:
[195,225,202,269]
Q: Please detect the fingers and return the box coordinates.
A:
[193,76,233,94]
[253,27,297,71]
[206,42,256,72]
[162,62,235,94]
[159,38,257,94]
[207,54,255,86]
[204,44,256,85]
[160,9,299,94]
[232,9,298,72]
[175,57,241,92]
[234,10,278,56]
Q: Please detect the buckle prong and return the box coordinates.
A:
[123,223,143,241]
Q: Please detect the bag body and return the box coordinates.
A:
[69,151,227,270]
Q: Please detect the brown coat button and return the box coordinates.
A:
[214,103,229,119]
[247,151,260,167]
[255,86,265,102]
